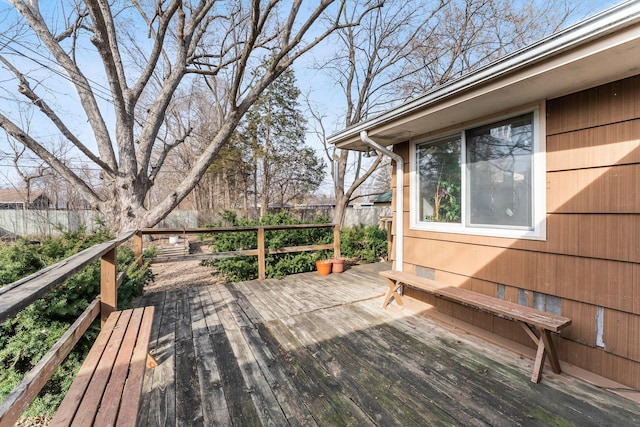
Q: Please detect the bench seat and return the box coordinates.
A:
[51,306,155,427]
[379,270,571,383]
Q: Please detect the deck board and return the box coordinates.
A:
[175,289,203,426]
[190,288,229,426]
[143,289,176,426]
[136,263,640,426]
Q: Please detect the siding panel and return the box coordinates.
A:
[546,74,640,135]
[560,299,596,345]
[398,74,640,390]
[407,214,640,263]
[548,164,640,213]
[547,119,640,171]
[403,238,636,314]
[628,314,640,362]
[604,309,630,359]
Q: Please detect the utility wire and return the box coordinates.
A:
[0,30,116,98]
[0,162,193,174]
[0,33,116,104]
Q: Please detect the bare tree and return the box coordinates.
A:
[312,0,442,227]
[0,0,378,231]
[312,0,578,227]
[2,124,52,208]
[400,0,577,96]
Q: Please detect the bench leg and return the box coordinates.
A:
[532,335,547,383]
[541,329,562,374]
[382,279,404,308]
[524,324,562,383]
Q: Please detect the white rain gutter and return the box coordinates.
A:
[360,131,403,272]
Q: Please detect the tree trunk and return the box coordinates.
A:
[333,194,350,228]
[224,171,231,209]
[260,120,271,218]
[260,160,269,217]
[208,175,214,210]
[332,149,382,229]
[332,150,349,227]
[102,178,149,231]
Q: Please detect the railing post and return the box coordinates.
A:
[100,246,117,326]
[257,227,266,280]
[134,230,143,267]
[333,224,341,258]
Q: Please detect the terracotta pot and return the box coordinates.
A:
[331,257,345,273]
[316,259,332,276]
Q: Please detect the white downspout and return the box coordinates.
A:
[360,131,403,272]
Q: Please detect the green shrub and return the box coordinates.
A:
[0,227,154,416]
[202,211,333,281]
[340,224,388,263]
[266,252,319,279]
[202,212,388,281]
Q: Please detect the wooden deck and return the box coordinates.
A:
[135,262,640,426]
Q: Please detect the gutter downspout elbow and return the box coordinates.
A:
[360,131,403,272]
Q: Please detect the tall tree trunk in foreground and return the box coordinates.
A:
[0,0,379,231]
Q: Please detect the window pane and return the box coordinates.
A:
[417,136,461,223]
[466,113,533,228]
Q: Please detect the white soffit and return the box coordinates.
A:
[329,1,640,150]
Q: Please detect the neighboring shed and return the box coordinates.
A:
[0,189,51,210]
[372,189,393,205]
[328,1,640,391]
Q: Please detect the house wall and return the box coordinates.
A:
[393,74,640,390]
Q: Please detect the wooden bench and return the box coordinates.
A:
[379,270,572,383]
[51,307,156,426]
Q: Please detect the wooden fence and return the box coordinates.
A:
[0,224,338,425]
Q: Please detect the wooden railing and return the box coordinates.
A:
[0,231,139,427]
[139,223,340,280]
[0,224,339,425]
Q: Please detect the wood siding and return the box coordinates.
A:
[395,74,640,390]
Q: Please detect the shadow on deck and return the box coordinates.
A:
[135,262,640,426]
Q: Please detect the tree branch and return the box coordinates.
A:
[137,1,216,180]
[0,54,115,175]
[0,112,102,207]
[345,153,383,203]
[149,130,191,182]
[8,0,117,170]
[130,0,180,100]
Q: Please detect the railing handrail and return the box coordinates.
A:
[0,224,339,425]
[0,230,135,325]
[0,230,137,426]
[140,223,335,234]
[139,224,340,280]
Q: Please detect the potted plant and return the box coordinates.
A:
[316,259,332,276]
[331,257,345,273]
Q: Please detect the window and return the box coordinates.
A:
[466,113,533,228]
[412,110,544,239]
[416,136,461,223]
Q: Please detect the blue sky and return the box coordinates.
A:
[0,0,628,193]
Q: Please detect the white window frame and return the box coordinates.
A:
[410,105,546,240]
